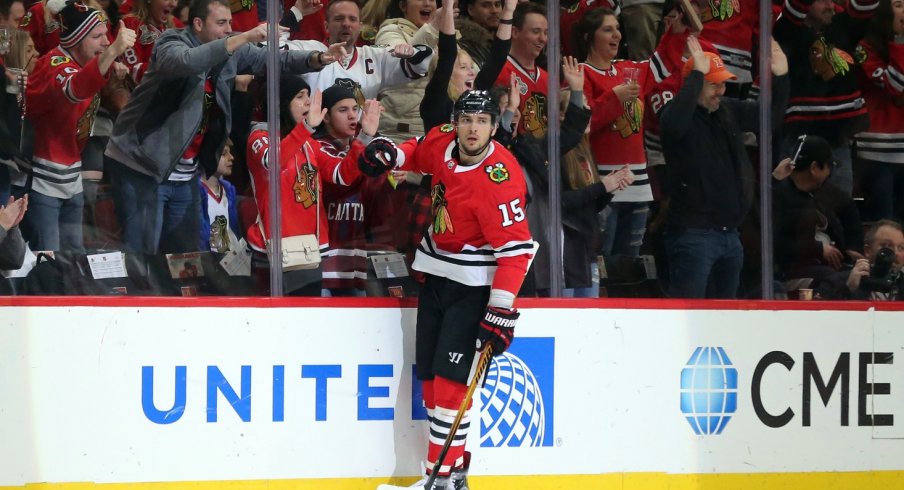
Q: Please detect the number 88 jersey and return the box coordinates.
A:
[396,126,537,297]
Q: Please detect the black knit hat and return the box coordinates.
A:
[321,84,357,112]
[279,75,311,111]
[49,0,106,49]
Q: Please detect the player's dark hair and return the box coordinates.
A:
[188,0,229,25]
[512,1,545,29]
[571,7,617,62]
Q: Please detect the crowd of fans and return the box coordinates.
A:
[0,0,903,300]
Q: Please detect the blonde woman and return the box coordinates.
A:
[1,29,35,202]
[419,0,514,132]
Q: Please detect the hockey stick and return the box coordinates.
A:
[377,344,494,490]
[678,0,704,33]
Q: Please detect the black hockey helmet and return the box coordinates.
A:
[452,90,501,125]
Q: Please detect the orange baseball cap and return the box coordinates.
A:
[682,52,738,84]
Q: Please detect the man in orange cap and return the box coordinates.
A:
[659,35,789,298]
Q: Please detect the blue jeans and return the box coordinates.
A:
[600,201,650,257]
[157,177,201,254]
[26,191,84,252]
[665,227,743,299]
[109,160,160,254]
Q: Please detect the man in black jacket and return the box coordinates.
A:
[660,36,789,298]
[772,135,863,293]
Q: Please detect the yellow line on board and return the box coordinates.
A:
[5,472,904,490]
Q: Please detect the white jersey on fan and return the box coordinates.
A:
[283,40,433,102]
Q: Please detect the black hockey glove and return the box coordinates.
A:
[358,136,398,177]
[476,306,519,355]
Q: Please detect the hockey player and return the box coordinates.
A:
[363,90,536,489]
[282,0,434,104]
[25,0,136,251]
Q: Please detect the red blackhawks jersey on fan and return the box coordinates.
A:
[314,135,369,291]
[495,57,549,138]
[695,0,759,83]
[244,123,363,255]
[853,41,904,164]
[120,17,175,83]
[396,126,536,296]
[583,59,655,202]
[26,47,109,199]
[18,2,60,55]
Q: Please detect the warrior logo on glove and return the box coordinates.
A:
[477,306,519,355]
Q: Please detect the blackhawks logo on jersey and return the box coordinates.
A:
[138,24,161,45]
[50,55,71,67]
[611,98,644,138]
[20,12,31,27]
[485,162,510,184]
[293,160,318,208]
[700,0,740,22]
[440,123,454,133]
[522,93,548,139]
[810,38,852,82]
[430,183,454,235]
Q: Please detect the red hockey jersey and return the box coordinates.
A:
[244,123,362,255]
[495,56,549,138]
[583,59,654,202]
[18,2,60,55]
[853,40,904,164]
[120,17,169,83]
[26,47,109,199]
[695,0,759,83]
[397,126,536,296]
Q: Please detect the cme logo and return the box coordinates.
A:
[479,337,555,448]
[680,346,738,435]
[679,347,896,433]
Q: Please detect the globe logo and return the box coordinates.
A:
[680,346,738,435]
[479,352,546,447]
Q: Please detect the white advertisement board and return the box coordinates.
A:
[0,304,902,488]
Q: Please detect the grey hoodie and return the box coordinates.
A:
[106,28,318,183]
